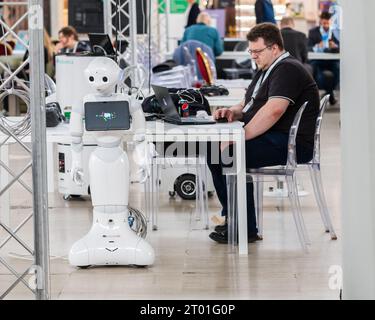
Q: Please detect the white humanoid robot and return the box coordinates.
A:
[68,57,155,267]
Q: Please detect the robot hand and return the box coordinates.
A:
[131,141,156,184]
[71,165,84,186]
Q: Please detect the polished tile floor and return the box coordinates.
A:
[0,107,341,300]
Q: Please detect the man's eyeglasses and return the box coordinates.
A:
[248,45,272,55]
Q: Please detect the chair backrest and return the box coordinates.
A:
[312,94,330,164]
[182,45,197,84]
[182,45,195,66]
[151,65,191,88]
[196,47,217,85]
[173,40,215,65]
[173,40,215,82]
[286,101,308,169]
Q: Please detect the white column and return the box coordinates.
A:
[50,0,65,38]
[341,0,375,299]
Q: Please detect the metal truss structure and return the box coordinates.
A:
[152,0,170,56]
[103,0,139,68]
[103,0,169,86]
[0,0,49,300]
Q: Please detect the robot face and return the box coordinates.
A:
[85,57,121,94]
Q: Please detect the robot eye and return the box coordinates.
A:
[89,76,95,82]
[103,77,108,83]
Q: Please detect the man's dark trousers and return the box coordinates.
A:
[310,60,340,95]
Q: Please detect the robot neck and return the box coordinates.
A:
[99,90,115,97]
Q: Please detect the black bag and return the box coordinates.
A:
[45,102,65,127]
[199,85,229,97]
[142,88,211,116]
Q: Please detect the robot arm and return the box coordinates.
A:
[70,101,84,186]
[129,97,155,184]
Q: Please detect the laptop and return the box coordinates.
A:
[88,33,116,56]
[151,85,216,125]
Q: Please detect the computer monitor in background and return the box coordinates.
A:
[88,33,116,56]
[69,0,104,34]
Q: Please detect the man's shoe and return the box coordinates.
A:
[214,223,227,233]
[209,230,261,244]
[329,92,337,105]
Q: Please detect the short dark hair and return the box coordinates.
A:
[58,26,79,41]
[320,11,332,20]
[246,23,284,50]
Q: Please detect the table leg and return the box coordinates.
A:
[0,144,10,226]
[236,132,248,255]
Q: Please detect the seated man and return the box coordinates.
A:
[55,26,90,54]
[207,23,320,244]
[308,12,340,105]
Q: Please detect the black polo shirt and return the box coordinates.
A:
[243,56,319,148]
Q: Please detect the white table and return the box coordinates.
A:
[204,80,249,108]
[207,96,243,108]
[165,50,340,62]
[0,119,249,255]
[216,51,250,61]
[307,52,340,60]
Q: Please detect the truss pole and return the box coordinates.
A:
[28,0,50,300]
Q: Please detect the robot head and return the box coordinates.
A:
[85,57,122,95]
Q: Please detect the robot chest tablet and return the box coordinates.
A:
[84,100,131,131]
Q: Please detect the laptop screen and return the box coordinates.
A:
[88,33,116,56]
[84,101,130,131]
[151,85,180,120]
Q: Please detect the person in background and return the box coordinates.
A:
[54,26,90,54]
[280,17,307,63]
[255,0,276,24]
[308,12,340,105]
[181,12,224,57]
[185,0,200,28]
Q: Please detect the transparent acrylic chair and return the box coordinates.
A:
[182,45,198,86]
[225,102,309,251]
[151,65,191,88]
[303,94,337,240]
[253,95,337,241]
[144,153,209,232]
